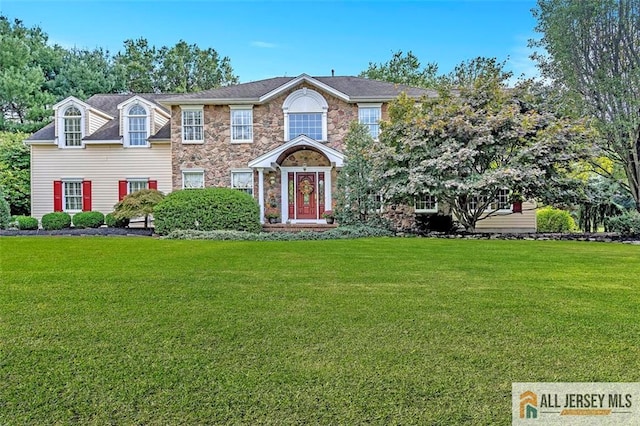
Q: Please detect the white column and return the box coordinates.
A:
[258,168,265,224]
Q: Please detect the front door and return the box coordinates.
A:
[296,173,316,219]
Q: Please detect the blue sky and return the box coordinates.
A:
[1,0,540,83]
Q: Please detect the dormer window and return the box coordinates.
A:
[127,105,148,146]
[282,88,328,141]
[63,106,82,147]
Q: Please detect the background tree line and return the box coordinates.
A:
[0,15,238,133]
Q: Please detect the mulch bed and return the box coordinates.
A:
[0,227,154,237]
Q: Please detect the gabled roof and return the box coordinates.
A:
[27,93,175,142]
[161,74,436,106]
[248,135,345,168]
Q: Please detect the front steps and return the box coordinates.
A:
[262,223,338,233]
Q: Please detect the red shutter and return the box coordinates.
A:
[82,181,92,211]
[512,201,523,213]
[118,180,128,201]
[148,180,158,190]
[53,181,63,212]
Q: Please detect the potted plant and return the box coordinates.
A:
[266,213,279,224]
[322,210,335,224]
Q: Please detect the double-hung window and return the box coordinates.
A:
[128,105,148,146]
[182,170,205,189]
[231,171,253,196]
[491,189,511,211]
[64,107,82,147]
[230,106,253,143]
[358,104,382,139]
[64,181,83,211]
[415,194,438,213]
[182,107,204,143]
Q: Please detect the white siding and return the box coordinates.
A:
[30,145,172,220]
[153,109,169,134]
[474,201,537,233]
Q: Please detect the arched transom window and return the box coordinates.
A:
[63,106,82,147]
[128,104,148,146]
[282,88,328,141]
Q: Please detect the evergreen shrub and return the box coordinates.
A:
[41,212,72,230]
[154,188,261,235]
[72,211,105,228]
[536,207,577,232]
[606,211,640,235]
[15,215,39,230]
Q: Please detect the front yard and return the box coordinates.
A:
[1,237,638,424]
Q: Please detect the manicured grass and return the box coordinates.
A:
[1,237,639,424]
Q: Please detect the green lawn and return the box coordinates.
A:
[1,237,639,425]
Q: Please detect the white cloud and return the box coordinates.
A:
[251,41,278,49]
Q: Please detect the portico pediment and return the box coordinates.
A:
[248,135,344,169]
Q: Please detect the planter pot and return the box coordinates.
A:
[268,217,279,224]
[325,217,335,224]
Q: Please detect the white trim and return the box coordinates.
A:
[279,167,333,224]
[282,88,328,142]
[62,178,83,213]
[260,74,350,103]
[258,168,265,224]
[248,135,344,169]
[57,104,85,148]
[230,105,254,144]
[180,105,204,144]
[122,103,151,147]
[181,169,205,189]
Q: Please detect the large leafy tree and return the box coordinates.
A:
[533,0,640,211]
[113,38,158,93]
[360,50,439,88]
[372,59,595,231]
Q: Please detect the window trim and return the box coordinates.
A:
[415,194,438,213]
[230,105,254,144]
[282,88,328,142]
[358,103,382,140]
[58,105,85,148]
[181,106,204,144]
[181,169,205,189]
[124,104,150,147]
[231,169,254,196]
[63,179,83,212]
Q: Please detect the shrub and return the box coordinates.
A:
[0,188,10,229]
[41,212,72,230]
[606,211,640,235]
[415,214,457,234]
[72,211,105,228]
[105,212,130,228]
[163,225,394,241]
[113,189,164,229]
[536,207,577,233]
[154,188,261,235]
[15,215,38,230]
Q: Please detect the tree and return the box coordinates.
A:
[372,60,595,232]
[48,47,123,99]
[156,40,238,93]
[533,0,640,212]
[113,189,164,229]
[0,16,57,132]
[335,122,381,225]
[0,131,30,215]
[113,38,158,93]
[360,50,439,88]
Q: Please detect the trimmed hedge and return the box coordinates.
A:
[105,212,130,228]
[72,211,105,228]
[15,215,39,230]
[536,207,576,233]
[41,212,72,230]
[606,211,640,235]
[154,188,261,235]
[163,225,395,241]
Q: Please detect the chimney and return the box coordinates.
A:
[331,69,335,77]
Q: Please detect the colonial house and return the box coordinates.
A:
[25,74,536,232]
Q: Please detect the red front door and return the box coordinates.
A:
[296,173,317,219]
